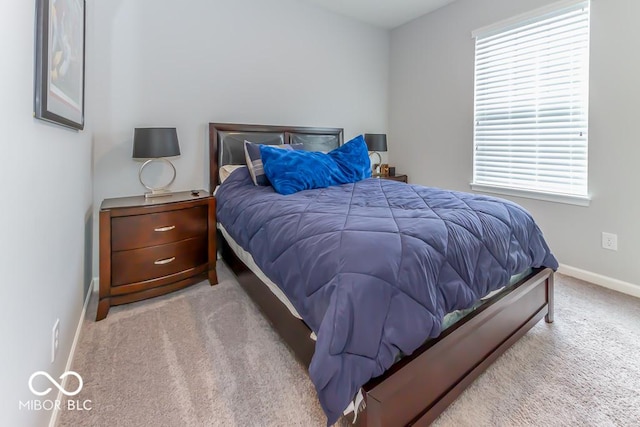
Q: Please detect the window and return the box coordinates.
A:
[472,1,590,205]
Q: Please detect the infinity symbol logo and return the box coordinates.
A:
[28,371,83,397]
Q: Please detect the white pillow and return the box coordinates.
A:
[220,165,246,183]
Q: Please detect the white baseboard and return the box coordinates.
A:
[558,264,640,299]
[48,280,94,427]
[93,277,99,292]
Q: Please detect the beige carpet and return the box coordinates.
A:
[57,264,640,426]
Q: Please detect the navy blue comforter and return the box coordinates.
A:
[216,168,558,424]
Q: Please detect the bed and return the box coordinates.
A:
[209,122,557,426]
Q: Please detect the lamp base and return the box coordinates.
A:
[144,189,174,199]
[369,151,382,175]
[139,158,177,198]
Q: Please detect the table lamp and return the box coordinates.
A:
[132,127,181,198]
[364,133,387,176]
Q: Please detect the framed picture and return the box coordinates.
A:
[34,0,85,130]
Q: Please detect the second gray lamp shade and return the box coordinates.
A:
[364,133,388,153]
[132,127,181,198]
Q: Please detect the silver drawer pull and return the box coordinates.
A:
[154,225,176,232]
[154,257,175,265]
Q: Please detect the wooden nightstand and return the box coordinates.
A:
[97,190,218,320]
[380,174,408,183]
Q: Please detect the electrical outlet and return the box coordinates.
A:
[51,319,60,363]
[602,232,618,251]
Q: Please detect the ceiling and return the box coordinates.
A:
[295,0,458,29]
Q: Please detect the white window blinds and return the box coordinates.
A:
[473,1,590,199]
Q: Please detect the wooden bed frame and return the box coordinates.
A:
[209,122,554,426]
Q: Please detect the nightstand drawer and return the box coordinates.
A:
[112,206,207,251]
[111,236,208,286]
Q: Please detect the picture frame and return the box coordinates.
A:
[34,0,86,130]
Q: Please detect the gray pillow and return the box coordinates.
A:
[244,141,303,186]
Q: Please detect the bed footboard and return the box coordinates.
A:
[356,267,554,426]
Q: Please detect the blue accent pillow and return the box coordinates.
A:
[260,135,371,195]
[244,141,304,186]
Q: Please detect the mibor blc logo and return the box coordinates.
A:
[20,371,92,412]
[28,371,83,396]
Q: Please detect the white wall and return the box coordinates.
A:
[390,0,640,288]
[0,2,94,426]
[91,0,390,271]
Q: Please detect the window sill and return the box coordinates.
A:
[470,183,591,207]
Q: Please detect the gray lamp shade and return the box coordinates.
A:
[364,133,388,152]
[132,128,181,159]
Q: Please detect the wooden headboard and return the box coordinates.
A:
[208,123,344,191]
